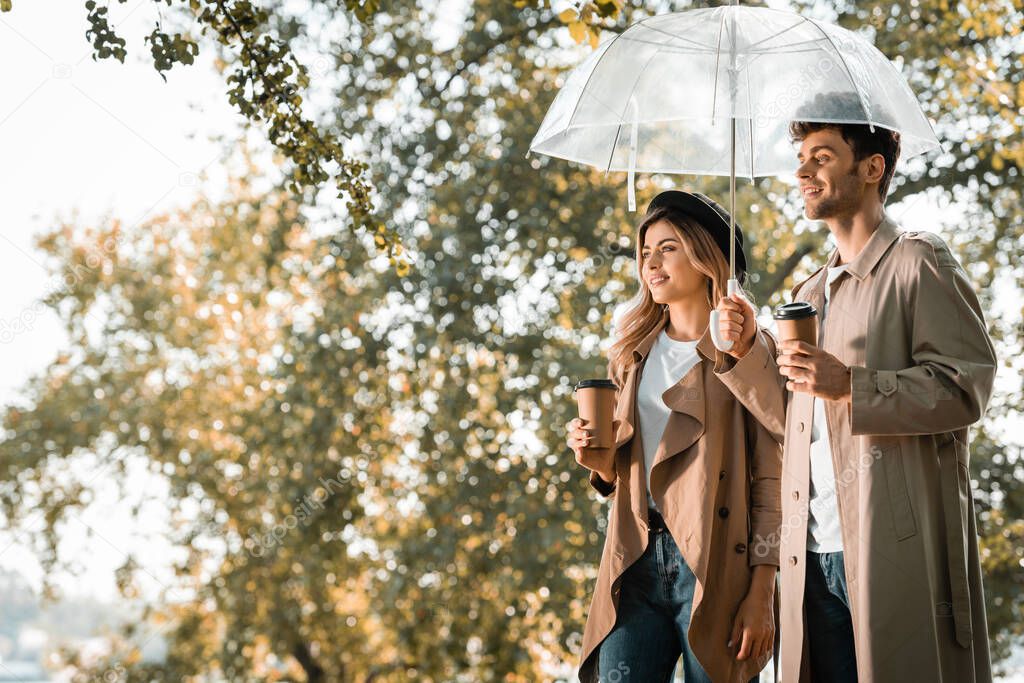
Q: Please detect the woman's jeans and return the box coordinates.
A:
[597,508,714,683]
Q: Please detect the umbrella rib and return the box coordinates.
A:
[746,51,755,179]
[605,122,623,173]
[563,12,675,131]
[744,18,806,51]
[603,50,690,176]
[747,36,830,53]
[614,48,661,187]
[629,22,719,51]
[618,49,660,120]
[616,37,718,54]
[748,46,832,56]
[564,30,627,133]
[619,35,827,57]
[802,15,875,128]
[711,7,727,120]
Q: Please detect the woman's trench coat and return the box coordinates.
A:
[770,216,997,682]
[577,312,787,683]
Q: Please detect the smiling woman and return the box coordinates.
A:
[608,191,749,386]
[566,190,787,683]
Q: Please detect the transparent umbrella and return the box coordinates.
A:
[529,4,939,351]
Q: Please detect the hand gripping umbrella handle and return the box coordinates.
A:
[710,278,741,352]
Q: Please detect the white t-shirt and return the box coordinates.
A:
[636,329,702,511]
[807,263,850,552]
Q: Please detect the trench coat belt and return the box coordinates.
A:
[937,437,973,647]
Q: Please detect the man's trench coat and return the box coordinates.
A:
[768,215,996,682]
[577,314,787,683]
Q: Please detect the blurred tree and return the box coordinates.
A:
[0,164,407,680]
[1,0,1021,680]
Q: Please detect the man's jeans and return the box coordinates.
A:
[597,508,715,683]
[805,550,858,682]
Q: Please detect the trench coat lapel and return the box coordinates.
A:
[656,328,717,467]
[612,311,670,450]
[612,311,716,467]
[799,250,836,333]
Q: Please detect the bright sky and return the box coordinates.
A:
[0,0,237,602]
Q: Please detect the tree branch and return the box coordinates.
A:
[755,231,827,300]
[292,640,327,683]
[431,15,566,98]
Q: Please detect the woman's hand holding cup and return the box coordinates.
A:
[716,291,757,359]
[566,417,619,484]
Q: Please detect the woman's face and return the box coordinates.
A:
[640,219,708,305]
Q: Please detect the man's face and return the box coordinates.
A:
[795,128,868,221]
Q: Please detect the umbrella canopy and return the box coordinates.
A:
[530,4,939,352]
[530,5,939,189]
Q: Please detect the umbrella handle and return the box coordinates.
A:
[710,278,741,352]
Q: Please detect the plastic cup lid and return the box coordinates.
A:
[574,378,617,391]
[773,302,818,320]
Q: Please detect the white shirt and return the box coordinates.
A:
[807,263,850,552]
[636,329,702,512]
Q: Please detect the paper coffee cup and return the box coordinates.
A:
[574,379,617,451]
[773,302,819,347]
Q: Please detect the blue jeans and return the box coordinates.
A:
[804,550,857,682]
[597,510,714,683]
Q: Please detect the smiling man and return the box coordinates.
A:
[761,93,997,682]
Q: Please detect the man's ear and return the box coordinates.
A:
[861,153,886,185]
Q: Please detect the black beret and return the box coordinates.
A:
[644,190,748,281]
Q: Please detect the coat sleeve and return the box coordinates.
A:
[745,405,783,567]
[586,360,620,498]
[588,469,616,498]
[849,234,997,436]
[714,326,788,444]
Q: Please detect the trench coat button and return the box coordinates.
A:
[789,555,798,566]
[719,470,726,480]
[735,543,746,554]
[718,506,729,518]
[797,422,805,432]
[792,490,800,500]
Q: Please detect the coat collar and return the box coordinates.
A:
[792,213,903,300]
[830,213,903,281]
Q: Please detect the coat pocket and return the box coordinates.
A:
[880,444,917,540]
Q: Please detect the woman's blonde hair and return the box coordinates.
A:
[607,207,747,387]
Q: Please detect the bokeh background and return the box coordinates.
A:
[1,0,1021,680]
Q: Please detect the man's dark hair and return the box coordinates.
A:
[789,92,902,201]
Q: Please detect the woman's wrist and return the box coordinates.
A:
[595,466,615,485]
[747,565,777,599]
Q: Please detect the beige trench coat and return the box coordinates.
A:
[577,312,787,683]
[770,215,997,682]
